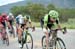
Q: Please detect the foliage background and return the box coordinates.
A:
[10,3,75,29]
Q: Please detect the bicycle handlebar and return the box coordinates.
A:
[50,27,67,34]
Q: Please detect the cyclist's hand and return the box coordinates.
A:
[63,27,67,34]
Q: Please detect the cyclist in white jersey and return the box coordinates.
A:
[17,14,35,48]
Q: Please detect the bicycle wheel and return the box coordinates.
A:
[5,32,9,46]
[2,32,9,46]
[25,33,33,49]
[55,38,66,49]
[6,36,9,46]
[42,36,46,49]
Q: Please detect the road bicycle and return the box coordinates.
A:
[42,27,67,49]
[20,28,33,49]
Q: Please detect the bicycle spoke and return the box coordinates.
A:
[55,38,66,49]
[26,33,33,49]
[56,41,61,49]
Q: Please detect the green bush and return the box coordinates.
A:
[10,3,75,23]
[67,19,75,24]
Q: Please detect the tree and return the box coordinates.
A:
[47,4,56,12]
[25,3,47,21]
[10,3,75,22]
[11,3,47,21]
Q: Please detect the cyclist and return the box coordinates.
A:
[17,14,34,48]
[7,13,15,37]
[7,13,14,27]
[15,14,23,48]
[43,10,61,49]
[0,13,8,43]
[1,13,8,29]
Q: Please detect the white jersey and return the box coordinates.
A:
[19,17,25,24]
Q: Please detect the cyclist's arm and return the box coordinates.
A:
[5,17,9,27]
[28,19,33,28]
[28,19,35,31]
[15,17,18,24]
[56,18,61,29]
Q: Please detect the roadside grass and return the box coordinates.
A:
[32,22,75,29]
[61,23,75,29]
[13,22,75,29]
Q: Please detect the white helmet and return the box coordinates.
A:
[18,14,23,18]
[9,13,13,16]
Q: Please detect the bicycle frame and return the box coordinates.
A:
[22,30,29,43]
[21,29,33,49]
[49,28,66,48]
[48,30,58,48]
[42,27,67,49]
[49,30,58,39]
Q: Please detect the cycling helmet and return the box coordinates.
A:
[24,15,30,20]
[18,14,23,18]
[49,10,59,18]
[1,13,7,17]
[8,13,13,16]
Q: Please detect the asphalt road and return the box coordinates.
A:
[0,27,75,49]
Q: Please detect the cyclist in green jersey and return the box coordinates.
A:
[43,10,61,49]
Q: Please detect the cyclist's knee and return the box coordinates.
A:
[43,28,48,33]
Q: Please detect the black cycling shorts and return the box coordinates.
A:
[47,24,54,29]
[8,20,13,26]
[1,22,6,28]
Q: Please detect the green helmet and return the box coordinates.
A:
[49,10,59,18]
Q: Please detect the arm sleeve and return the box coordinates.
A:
[56,18,60,24]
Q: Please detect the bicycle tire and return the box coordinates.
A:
[41,36,46,49]
[26,33,33,49]
[6,37,9,46]
[55,37,66,49]
[2,32,9,46]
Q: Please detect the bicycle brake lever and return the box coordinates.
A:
[63,27,67,34]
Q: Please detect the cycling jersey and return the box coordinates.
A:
[2,16,8,22]
[19,17,25,24]
[44,14,60,29]
[0,15,8,28]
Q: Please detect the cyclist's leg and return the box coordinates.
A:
[2,25,7,44]
[17,24,23,48]
[16,23,19,36]
[9,20,15,37]
[46,32,49,49]
[18,33,22,43]
[18,34,22,48]
[18,31,22,48]
[8,21,12,37]
[0,23,3,39]
[1,22,7,36]
[8,20,13,30]
[44,24,53,49]
[43,27,49,49]
[11,20,15,37]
